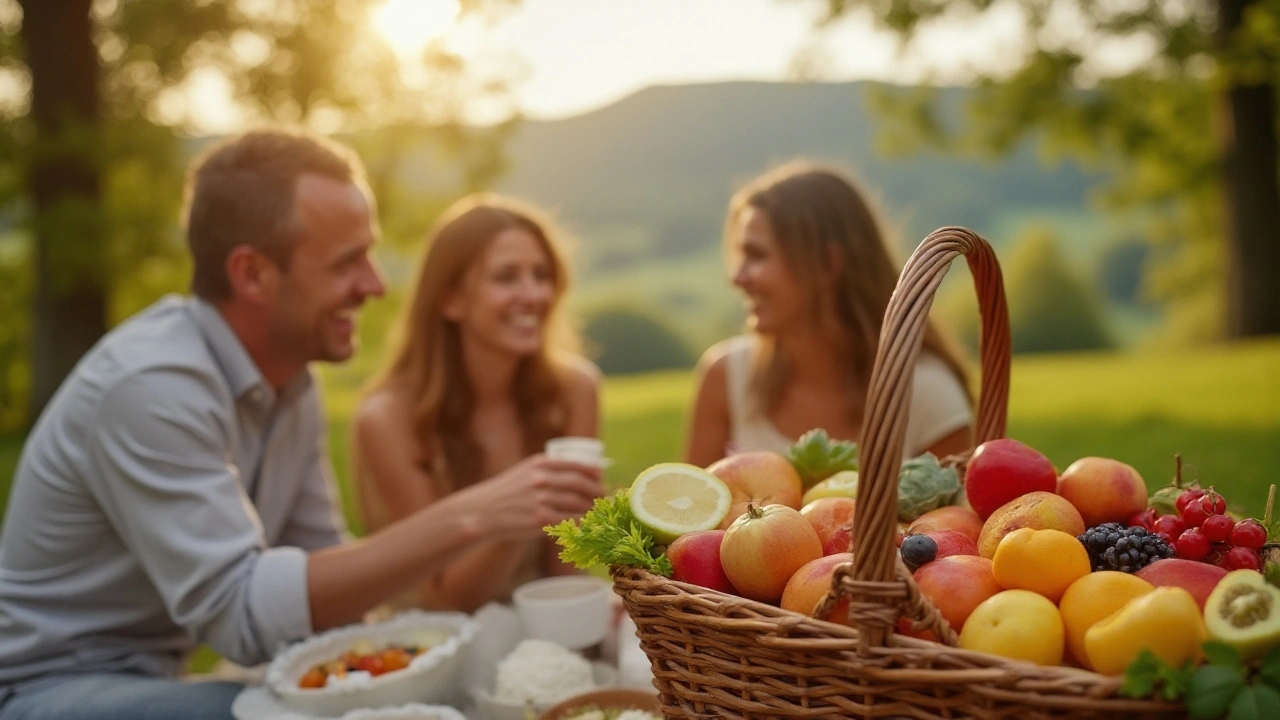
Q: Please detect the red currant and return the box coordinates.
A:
[1181,501,1212,528]
[1223,546,1262,571]
[1229,519,1268,550]
[1128,508,1158,531]
[1201,514,1236,543]
[1175,528,1211,561]
[1175,487,1206,514]
[1153,514,1186,540]
[1198,491,1227,515]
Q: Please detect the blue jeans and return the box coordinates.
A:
[0,673,244,720]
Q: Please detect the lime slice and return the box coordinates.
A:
[629,463,732,544]
[801,470,859,506]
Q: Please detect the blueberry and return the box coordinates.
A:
[900,534,939,571]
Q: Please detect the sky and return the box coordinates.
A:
[377,0,1033,121]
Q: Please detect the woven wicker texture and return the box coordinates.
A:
[614,228,1185,719]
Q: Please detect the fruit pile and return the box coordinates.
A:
[548,430,1280,693]
[1130,483,1268,571]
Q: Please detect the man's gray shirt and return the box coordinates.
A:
[0,295,346,685]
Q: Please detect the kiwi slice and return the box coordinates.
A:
[1204,569,1280,660]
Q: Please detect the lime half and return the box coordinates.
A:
[629,463,732,544]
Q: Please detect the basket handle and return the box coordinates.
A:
[847,226,1010,648]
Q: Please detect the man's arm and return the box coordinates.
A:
[89,368,311,666]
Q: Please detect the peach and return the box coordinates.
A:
[1056,457,1149,527]
[780,553,855,626]
[708,451,804,529]
[913,555,1003,632]
[960,589,1065,666]
[964,439,1058,519]
[1135,558,1229,610]
[667,529,737,595]
[977,491,1085,559]
[799,497,857,552]
[908,505,984,543]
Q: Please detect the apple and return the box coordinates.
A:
[780,553,855,626]
[977,491,1086,559]
[667,530,737,594]
[720,504,822,604]
[913,555,1003,632]
[822,525,855,556]
[924,529,980,559]
[707,451,804,530]
[964,439,1058,520]
[799,497,857,553]
[1135,558,1229,610]
[907,505,984,543]
[1056,457,1149,527]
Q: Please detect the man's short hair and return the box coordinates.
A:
[183,127,366,300]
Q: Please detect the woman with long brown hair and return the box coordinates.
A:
[353,193,602,613]
[686,161,972,466]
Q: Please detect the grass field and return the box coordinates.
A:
[2,339,1279,529]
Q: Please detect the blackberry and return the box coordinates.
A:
[1078,522,1175,573]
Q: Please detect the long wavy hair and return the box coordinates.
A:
[359,194,582,496]
[726,160,970,422]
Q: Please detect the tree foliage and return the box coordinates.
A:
[1005,228,1113,354]
[817,0,1280,342]
[0,0,521,430]
[583,304,695,375]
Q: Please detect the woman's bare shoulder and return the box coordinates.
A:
[557,353,603,389]
[354,387,413,438]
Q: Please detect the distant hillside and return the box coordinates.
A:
[492,80,1121,348]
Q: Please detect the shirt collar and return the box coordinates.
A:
[188,295,276,409]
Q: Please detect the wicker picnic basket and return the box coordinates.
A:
[612,227,1186,719]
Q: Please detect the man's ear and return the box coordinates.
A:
[224,245,279,304]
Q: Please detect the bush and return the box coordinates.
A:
[1006,229,1113,354]
[583,304,695,375]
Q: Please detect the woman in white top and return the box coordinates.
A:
[686,161,973,466]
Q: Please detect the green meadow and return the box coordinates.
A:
[1,339,1278,528]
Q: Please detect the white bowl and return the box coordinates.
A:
[512,576,612,650]
[266,611,477,717]
[470,662,618,720]
[232,685,467,720]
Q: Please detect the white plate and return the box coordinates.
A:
[266,610,478,717]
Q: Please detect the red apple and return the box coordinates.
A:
[780,553,855,626]
[924,529,980,559]
[799,497,857,553]
[913,555,1003,632]
[907,506,984,543]
[667,530,737,594]
[823,525,855,556]
[1056,457,1149,527]
[1135,558,1229,610]
[964,439,1058,519]
[709,452,804,530]
[720,504,822,604]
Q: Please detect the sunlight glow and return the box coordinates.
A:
[373,0,460,56]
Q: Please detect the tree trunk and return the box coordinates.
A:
[1219,0,1280,338]
[19,0,106,423]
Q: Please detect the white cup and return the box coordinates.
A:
[545,436,609,468]
[511,575,612,651]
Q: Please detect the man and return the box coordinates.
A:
[0,128,603,719]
